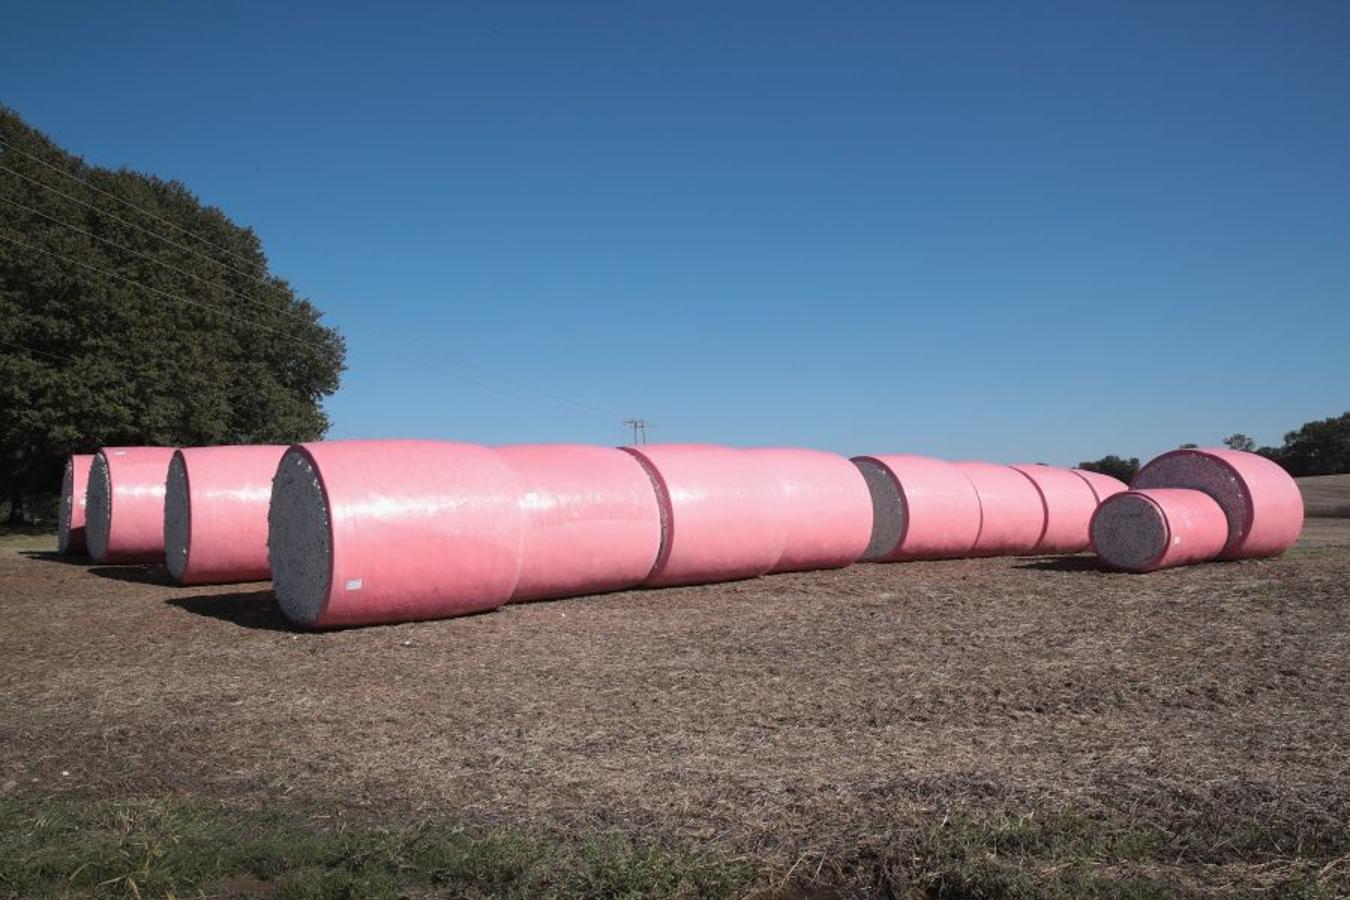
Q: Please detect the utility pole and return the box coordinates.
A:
[623,418,653,445]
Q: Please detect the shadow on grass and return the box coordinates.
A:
[1013,555,1110,573]
[166,589,294,631]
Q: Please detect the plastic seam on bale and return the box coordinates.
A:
[620,446,674,583]
[1011,466,1053,550]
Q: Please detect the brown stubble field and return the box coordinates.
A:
[1,520,1347,897]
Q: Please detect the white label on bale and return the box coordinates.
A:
[345,578,363,591]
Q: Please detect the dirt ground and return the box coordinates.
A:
[2,521,1347,895]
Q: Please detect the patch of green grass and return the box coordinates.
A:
[3,798,1340,899]
[0,796,755,899]
[910,812,1174,900]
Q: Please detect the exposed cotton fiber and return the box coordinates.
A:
[57,454,94,555]
[164,453,191,581]
[749,448,872,573]
[267,440,525,629]
[851,454,982,561]
[165,445,288,585]
[1090,488,1228,572]
[621,444,788,588]
[85,446,176,564]
[953,461,1046,556]
[85,452,112,561]
[268,449,332,626]
[496,444,662,602]
[1131,448,1303,559]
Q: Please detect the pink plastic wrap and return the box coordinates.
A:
[851,454,982,561]
[58,453,94,555]
[1070,469,1129,504]
[953,461,1047,556]
[621,444,788,587]
[86,446,177,564]
[165,445,288,586]
[1011,464,1100,554]
[267,440,524,629]
[1131,448,1304,560]
[747,448,872,573]
[496,444,662,602]
[1090,488,1228,572]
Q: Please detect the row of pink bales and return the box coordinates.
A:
[60,442,1304,629]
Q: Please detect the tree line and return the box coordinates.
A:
[1078,411,1350,484]
[1,106,345,522]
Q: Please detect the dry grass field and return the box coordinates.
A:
[1,521,1347,899]
[1298,474,1350,518]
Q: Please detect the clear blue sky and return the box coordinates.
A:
[4,1,1347,464]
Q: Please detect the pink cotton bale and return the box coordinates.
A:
[1131,448,1304,559]
[1011,464,1100,554]
[621,443,788,588]
[85,446,177,564]
[267,440,525,629]
[748,448,872,573]
[1070,469,1129,505]
[58,453,94,555]
[851,454,982,561]
[953,461,1046,556]
[496,444,662,602]
[1090,488,1228,572]
[164,445,288,586]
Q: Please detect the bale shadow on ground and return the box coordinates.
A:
[21,550,99,567]
[166,589,293,631]
[1012,555,1109,572]
[89,565,175,585]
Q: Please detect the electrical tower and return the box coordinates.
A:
[623,418,653,445]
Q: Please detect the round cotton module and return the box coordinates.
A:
[1010,464,1100,554]
[164,445,288,585]
[1090,488,1228,572]
[953,461,1047,557]
[851,454,982,561]
[1131,448,1304,559]
[748,447,872,573]
[1070,469,1129,505]
[57,454,94,555]
[267,440,525,629]
[85,446,177,564]
[621,443,788,588]
[496,444,662,602]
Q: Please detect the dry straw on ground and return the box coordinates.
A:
[1,520,1347,895]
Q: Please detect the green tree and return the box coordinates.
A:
[1076,454,1140,484]
[1223,433,1256,452]
[0,106,345,522]
[1272,412,1350,477]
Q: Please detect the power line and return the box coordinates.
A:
[0,335,371,440]
[0,144,641,430]
[623,418,655,445]
[0,194,317,326]
[0,336,76,365]
[0,233,331,360]
[0,137,279,277]
[0,231,629,422]
[0,161,303,307]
